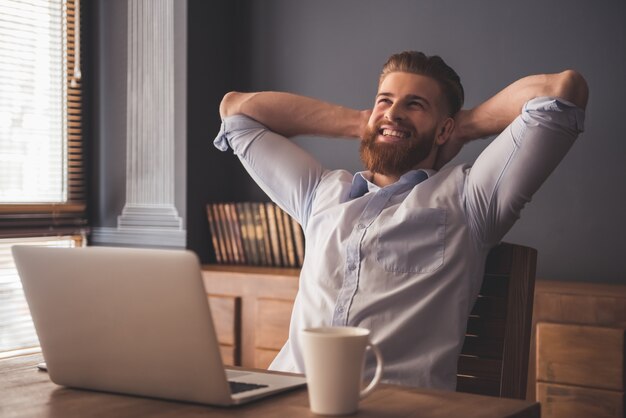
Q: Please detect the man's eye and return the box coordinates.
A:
[409,101,424,108]
[377,98,392,105]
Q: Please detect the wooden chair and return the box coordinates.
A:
[456,242,537,399]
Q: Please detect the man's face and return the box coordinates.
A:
[360,72,449,177]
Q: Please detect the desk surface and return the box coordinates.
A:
[1,354,540,418]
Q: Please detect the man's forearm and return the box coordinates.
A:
[220,91,369,139]
[455,70,589,143]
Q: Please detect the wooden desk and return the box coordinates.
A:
[1,354,540,418]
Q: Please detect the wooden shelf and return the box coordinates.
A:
[202,264,300,277]
[202,265,299,368]
[536,322,625,418]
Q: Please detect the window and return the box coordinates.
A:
[0,0,86,357]
[0,236,77,357]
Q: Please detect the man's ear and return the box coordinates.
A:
[435,117,455,146]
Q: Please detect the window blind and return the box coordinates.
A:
[0,236,78,357]
[0,0,86,356]
[0,0,86,239]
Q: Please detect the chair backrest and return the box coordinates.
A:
[456,242,537,399]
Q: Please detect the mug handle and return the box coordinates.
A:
[359,341,384,399]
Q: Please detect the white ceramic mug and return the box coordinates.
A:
[300,326,384,415]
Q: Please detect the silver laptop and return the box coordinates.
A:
[12,245,306,406]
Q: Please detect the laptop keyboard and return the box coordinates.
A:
[229,381,269,394]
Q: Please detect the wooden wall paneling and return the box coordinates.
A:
[254,298,294,368]
[255,349,280,369]
[537,323,625,391]
[207,295,241,366]
[202,266,299,368]
[527,281,626,400]
[537,382,625,418]
[208,295,239,346]
[219,346,236,367]
[255,298,293,350]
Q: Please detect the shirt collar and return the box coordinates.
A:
[349,169,433,199]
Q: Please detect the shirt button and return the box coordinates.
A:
[348,264,356,271]
[337,306,344,313]
[357,223,366,230]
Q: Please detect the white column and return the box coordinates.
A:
[118,0,182,230]
[93,0,184,248]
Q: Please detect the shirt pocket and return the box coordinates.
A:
[375,208,446,274]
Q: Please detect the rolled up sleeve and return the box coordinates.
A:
[464,97,586,247]
[213,115,268,153]
[212,115,324,227]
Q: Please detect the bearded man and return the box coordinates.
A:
[215,51,588,390]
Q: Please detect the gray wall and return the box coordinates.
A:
[95,0,624,283]
[241,0,625,283]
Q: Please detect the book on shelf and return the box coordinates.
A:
[291,216,305,267]
[242,202,260,265]
[206,201,306,268]
[281,208,297,267]
[274,205,289,267]
[212,204,230,263]
[265,203,282,267]
[221,203,238,264]
[217,203,235,264]
[252,202,268,266]
[258,203,274,266]
[236,202,252,265]
[206,204,223,264]
[224,203,245,264]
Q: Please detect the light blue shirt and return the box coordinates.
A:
[214,97,585,390]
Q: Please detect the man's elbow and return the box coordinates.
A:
[555,70,589,110]
[219,91,243,118]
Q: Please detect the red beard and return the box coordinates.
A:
[359,122,436,177]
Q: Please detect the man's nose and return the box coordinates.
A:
[385,103,405,121]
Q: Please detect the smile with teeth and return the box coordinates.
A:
[379,127,411,139]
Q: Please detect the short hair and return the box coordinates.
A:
[380,51,464,116]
